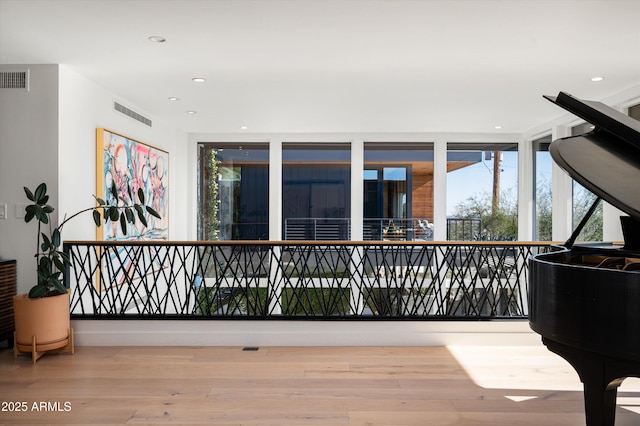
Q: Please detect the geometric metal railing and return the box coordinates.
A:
[64,240,553,320]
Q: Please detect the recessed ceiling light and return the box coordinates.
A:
[168,97,179,101]
[590,76,605,82]
[192,77,206,82]
[148,36,166,43]
[187,111,197,115]
[240,125,248,130]
[494,125,503,129]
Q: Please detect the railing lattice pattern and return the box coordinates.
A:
[64,241,552,319]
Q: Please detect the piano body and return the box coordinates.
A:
[529,92,640,425]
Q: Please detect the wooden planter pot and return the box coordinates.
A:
[13,292,74,363]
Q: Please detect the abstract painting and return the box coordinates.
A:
[96,128,169,241]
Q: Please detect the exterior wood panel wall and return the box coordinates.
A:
[412,163,433,219]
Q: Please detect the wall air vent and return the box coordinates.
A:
[0,69,29,91]
[113,101,152,127]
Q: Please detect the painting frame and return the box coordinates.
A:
[96,128,169,241]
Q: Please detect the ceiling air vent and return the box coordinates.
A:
[0,69,29,91]
[113,101,152,127]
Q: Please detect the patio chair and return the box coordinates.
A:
[417,220,434,240]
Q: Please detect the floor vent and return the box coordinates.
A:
[114,101,152,127]
[0,69,29,91]
[242,347,260,351]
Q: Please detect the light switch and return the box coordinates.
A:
[0,204,6,219]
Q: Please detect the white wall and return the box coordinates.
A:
[0,64,188,295]
[0,65,59,293]
[58,65,189,242]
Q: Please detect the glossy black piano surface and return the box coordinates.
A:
[530,92,640,425]
[530,246,640,359]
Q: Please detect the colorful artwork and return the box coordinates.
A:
[96,129,169,240]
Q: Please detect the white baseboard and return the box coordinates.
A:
[71,319,541,346]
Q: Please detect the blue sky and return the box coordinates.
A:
[446,151,521,216]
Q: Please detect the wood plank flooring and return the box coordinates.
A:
[1,344,640,425]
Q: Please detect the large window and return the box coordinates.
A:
[198,143,269,240]
[282,143,351,240]
[363,142,434,240]
[533,135,552,241]
[446,143,518,241]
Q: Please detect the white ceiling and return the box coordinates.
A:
[1,0,639,134]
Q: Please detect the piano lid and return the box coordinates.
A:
[544,92,640,222]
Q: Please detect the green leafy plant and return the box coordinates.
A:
[24,182,161,298]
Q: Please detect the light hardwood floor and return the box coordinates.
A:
[1,344,640,425]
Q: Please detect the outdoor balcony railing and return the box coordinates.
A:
[64,240,553,320]
[284,218,436,241]
[283,217,487,241]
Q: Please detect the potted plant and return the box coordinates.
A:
[13,182,160,362]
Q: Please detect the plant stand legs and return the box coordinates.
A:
[14,328,74,363]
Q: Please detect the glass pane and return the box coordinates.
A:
[197,143,269,240]
[383,167,406,181]
[363,142,434,241]
[446,143,518,241]
[533,135,552,241]
[570,124,602,242]
[382,167,407,220]
[571,122,596,136]
[282,143,351,240]
[363,169,378,180]
[572,182,602,242]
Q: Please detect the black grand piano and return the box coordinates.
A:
[529,92,640,425]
